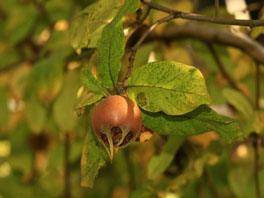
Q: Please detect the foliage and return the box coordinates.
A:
[0,0,264,198]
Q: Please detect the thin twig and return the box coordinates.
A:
[138,6,151,25]
[214,0,219,17]
[252,133,261,198]
[141,0,264,27]
[64,133,71,198]
[207,43,254,108]
[255,62,260,110]
[253,61,261,198]
[123,15,175,86]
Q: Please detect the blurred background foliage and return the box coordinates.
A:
[0,0,264,198]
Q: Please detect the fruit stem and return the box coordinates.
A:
[104,130,114,161]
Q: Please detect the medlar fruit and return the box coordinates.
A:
[91,95,142,160]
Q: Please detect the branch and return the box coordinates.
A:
[141,0,264,27]
[146,22,264,66]
[64,133,71,198]
[255,62,260,110]
[123,15,175,86]
[251,133,261,198]
[207,43,254,108]
[214,0,219,17]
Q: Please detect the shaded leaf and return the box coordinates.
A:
[130,180,155,198]
[28,49,72,104]
[128,61,211,115]
[97,0,140,88]
[81,124,108,188]
[25,96,47,133]
[6,4,37,44]
[53,70,81,131]
[142,105,242,142]
[70,0,120,49]
[0,88,10,127]
[148,135,184,179]
[222,88,253,119]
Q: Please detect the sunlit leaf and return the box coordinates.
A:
[70,0,120,50]
[97,0,140,88]
[128,61,211,115]
[81,69,108,96]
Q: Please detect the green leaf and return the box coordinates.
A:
[142,105,242,142]
[128,61,211,115]
[76,91,103,109]
[81,69,108,96]
[53,70,81,131]
[0,48,20,70]
[222,88,253,119]
[81,125,108,188]
[244,112,262,135]
[6,4,37,44]
[148,136,184,179]
[130,180,155,198]
[70,0,120,50]
[0,88,10,127]
[25,96,47,133]
[26,49,73,106]
[97,0,140,88]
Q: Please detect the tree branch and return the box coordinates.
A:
[214,0,219,17]
[255,62,260,110]
[251,133,261,198]
[123,15,175,86]
[141,0,264,27]
[207,43,254,108]
[146,22,264,66]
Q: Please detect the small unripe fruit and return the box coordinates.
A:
[91,95,142,159]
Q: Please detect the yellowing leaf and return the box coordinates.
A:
[128,61,210,115]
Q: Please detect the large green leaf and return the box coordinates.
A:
[53,70,81,131]
[148,135,184,179]
[81,125,108,188]
[222,88,253,119]
[128,61,211,115]
[70,0,120,50]
[142,105,242,142]
[97,0,140,89]
[0,88,10,127]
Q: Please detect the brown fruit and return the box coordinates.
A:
[91,95,142,159]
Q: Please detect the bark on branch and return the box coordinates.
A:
[146,22,264,65]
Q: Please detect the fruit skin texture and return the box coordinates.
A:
[91,95,142,159]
